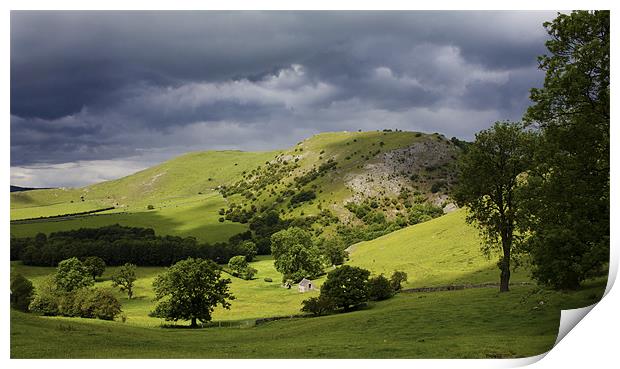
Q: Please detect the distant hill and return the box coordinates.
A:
[10,185,52,193]
[10,130,466,243]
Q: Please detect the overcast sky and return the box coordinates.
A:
[11,11,556,188]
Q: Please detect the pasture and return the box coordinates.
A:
[10,278,606,358]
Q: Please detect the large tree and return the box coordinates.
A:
[151,258,234,328]
[270,227,324,282]
[523,11,609,289]
[320,265,370,311]
[453,122,536,292]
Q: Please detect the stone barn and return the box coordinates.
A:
[298,278,315,293]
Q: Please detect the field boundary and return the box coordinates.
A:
[10,207,117,224]
[401,281,533,293]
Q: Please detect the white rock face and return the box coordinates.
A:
[343,140,459,203]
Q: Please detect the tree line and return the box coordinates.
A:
[10,224,256,267]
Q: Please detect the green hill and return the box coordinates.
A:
[348,209,531,287]
[11,130,462,243]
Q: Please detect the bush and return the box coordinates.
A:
[83,288,122,320]
[368,275,394,301]
[264,277,273,283]
[240,240,257,262]
[290,190,316,205]
[320,265,370,311]
[83,256,106,280]
[301,296,336,316]
[60,287,122,320]
[10,274,34,312]
[389,270,408,291]
[29,276,60,316]
[147,204,155,210]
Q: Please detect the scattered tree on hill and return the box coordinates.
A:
[290,190,316,205]
[318,237,347,266]
[151,258,234,328]
[368,274,394,301]
[83,256,106,280]
[271,227,324,282]
[240,240,257,262]
[523,11,609,289]
[55,257,95,292]
[453,122,536,292]
[10,274,34,312]
[227,255,257,280]
[320,265,370,311]
[389,270,408,291]
[111,263,137,299]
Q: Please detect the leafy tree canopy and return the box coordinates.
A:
[270,227,324,282]
[54,257,94,292]
[523,11,609,289]
[151,258,234,327]
[320,265,370,311]
[453,122,536,292]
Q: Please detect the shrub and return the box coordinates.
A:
[368,275,394,301]
[61,287,122,320]
[83,256,106,280]
[219,217,225,222]
[290,190,316,205]
[264,277,273,282]
[389,270,408,291]
[228,255,256,280]
[10,274,34,312]
[301,295,336,316]
[240,240,257,262]
[84,288,122,320]
[29,276,60,316]
[147,204,155,210]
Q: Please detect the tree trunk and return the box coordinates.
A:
[499,236,511,292]
[190,317,197,328]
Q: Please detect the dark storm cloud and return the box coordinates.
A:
[11,11,555,187]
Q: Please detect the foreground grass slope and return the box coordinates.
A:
[348,209,530,287]
[10,279,605,358]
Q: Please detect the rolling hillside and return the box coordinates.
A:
[11,130,463,243]
[348,209,531,287]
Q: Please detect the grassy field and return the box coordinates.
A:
[348,209,531,287]
[10,208,608,358]
[10,278,606,358]
[11,255,322,327]
[11,192,246,243]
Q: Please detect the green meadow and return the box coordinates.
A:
[10,210,607,358]
[10,279,605,358]
[9,132,607,359]
[11,192,246,243]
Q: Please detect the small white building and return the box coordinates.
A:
[298,278,315,293]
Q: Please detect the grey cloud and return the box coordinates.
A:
[11,11,557,187]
